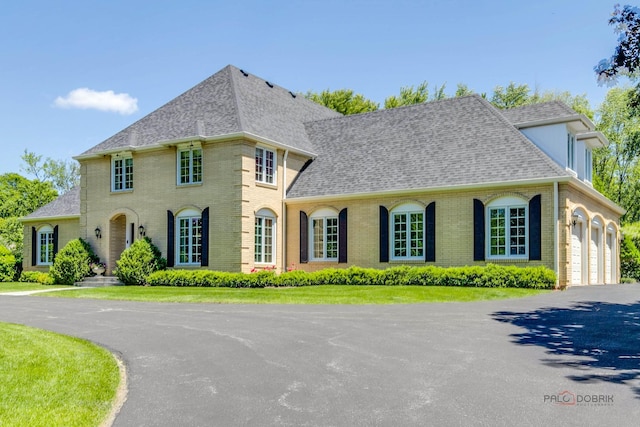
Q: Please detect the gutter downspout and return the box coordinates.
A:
[554,181,559,288]
[282,150,289,273]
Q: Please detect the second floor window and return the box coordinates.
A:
[255,147,275,184]
[567,132,575,171]
[585,148,593,182]
[113,156,133,191]
[178,147,202,185]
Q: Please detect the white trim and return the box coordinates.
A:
[553,182,559,287]
[389,204,425,261]
[511,114,594,132]
[255,146,277,185]
[485,197,528,260]
[36,225,55,266]
[309,209,339,261]
[175,209,203,266]
[176,145,203,186]
[73,131,318,161]
[255,210,277,265]
[285,176,574,204]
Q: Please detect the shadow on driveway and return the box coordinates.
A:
[493,300,640,398]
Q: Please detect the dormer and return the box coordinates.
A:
[500,102,608,186]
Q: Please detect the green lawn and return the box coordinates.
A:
[0,282,71,293]
[43,285,551,304]
[0,323,121,427]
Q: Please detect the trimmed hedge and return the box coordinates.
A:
[19,271,55,285]
[146,264,556,289]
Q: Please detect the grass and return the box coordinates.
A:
[42,285,552,304]
[0,282,71,293]
[0,323,121,427]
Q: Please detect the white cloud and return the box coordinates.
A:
[54,88,138,115]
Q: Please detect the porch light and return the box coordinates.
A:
[95,227,102,239]
[138,225,146,236]
[571,214,580,227]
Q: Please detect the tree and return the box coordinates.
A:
[454,83,475,97]
[21,150,80,194]
[304,89,379,115]
[384,81,448,109]
[593,87,640,222]
[490,82,532,109]
[595,4,640,84]
[0,173,57,218]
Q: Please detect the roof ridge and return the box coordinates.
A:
[225,65,246,132]
[304,94,482,126]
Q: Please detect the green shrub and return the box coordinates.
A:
[19,271,55,285]
[145,264,556,289]
[620,233,640,281]
[49,239,91,285]
[114,237,167,285]
[0,245,16,282]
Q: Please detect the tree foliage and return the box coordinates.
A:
[595,4,640,84]
[593,87,640,222]
[0,173,57,219]
[304,89,379,115]
[21,150,80,194]
[384,81,447,109]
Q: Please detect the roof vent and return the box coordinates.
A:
[265,81,274,88]
[289,91,297,98]
[239,69,249,77]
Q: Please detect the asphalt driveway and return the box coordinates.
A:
[1,284,639,426]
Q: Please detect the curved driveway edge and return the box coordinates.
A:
[1,284,639,426]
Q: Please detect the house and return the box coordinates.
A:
[21,65,624,287]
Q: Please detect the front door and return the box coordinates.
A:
[109,215,127,275]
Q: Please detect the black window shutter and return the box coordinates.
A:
[201,207,210,266]
[52,225,59,259]
[425,202,436,262]
[338,208,348,263]
[31,227,37,266]
[167,210,175,267]
[379,206,389,263]
[473,199,485,261]
[529,194,542,260]
[300,211,308,263]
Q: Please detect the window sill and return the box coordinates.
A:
[389,259,427,264]
[176,182,203,188]
[485,257,530,263]
[111,189,134,194]
[256,181,278,190]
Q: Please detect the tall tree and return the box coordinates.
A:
[595,4,640,84]
[490,82,532,109]
[0,173,57,219]
[593,87,640,222]
[20,150,80,194]
[304,89,379,115]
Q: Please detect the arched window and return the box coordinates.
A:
[486,196,528,259]
[37,225,55,265]
[390,203,424,260]
[176,209,202,265]
[255,209,276,264]
[310,208,339,261]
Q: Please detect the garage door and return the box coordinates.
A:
[571,224,583,285]
[590,227,600,284]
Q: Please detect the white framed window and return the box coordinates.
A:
[112,153,133,192]
[176,209,202,265]
[177,145,202,185]
[255,209,276,264]
[37,225,54,265]
[585,148,593,182]
[486,197,528,259]
[567,132,576,171]
[255,147,276,184]
[310,208,338,261]
[391,203,424,260]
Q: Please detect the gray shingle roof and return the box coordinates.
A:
[286,95,570,199]
[499,101,578,125]
[22,186,80,220]
[80,65,340,156]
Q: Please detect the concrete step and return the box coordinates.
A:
[76,275,124,287]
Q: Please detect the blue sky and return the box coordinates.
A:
[0,0,626,176]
